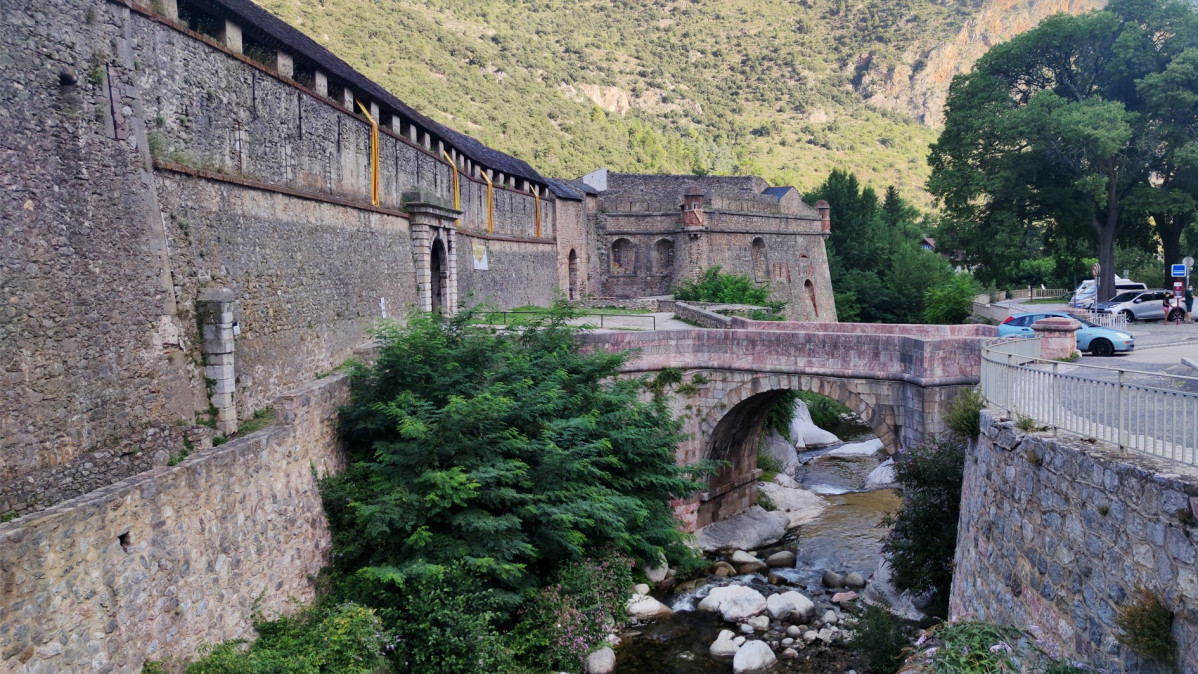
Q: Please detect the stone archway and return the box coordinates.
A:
[693,374,900,527]
[408,201,459,315]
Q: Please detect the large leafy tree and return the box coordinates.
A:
[324,304,703,615]
[929,0,1198,300]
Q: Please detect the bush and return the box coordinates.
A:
[764,390,800,436]
[1116,589,1177,667]
[673,266,785,315]
[930,621,1020,673]
[851,604,911,674]
[924,273,979,324]
[183,603,392,674]
[943,387,985,439]
[327,302,706,614]
[797,390,851,430]
[881,439,966,618]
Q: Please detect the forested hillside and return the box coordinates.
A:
[257,0,1101,200]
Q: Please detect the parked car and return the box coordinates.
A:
[1069,278,1147,309]
[1094,289,1185,322]
[998,312,1134,357]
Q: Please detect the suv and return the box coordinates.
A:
[1095,290,1184,322]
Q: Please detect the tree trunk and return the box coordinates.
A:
[1158,211,1187,273]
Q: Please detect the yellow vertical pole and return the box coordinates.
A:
[533,187,541,238]
[354,100,379,206]
[440,150,459,227]
[480,169,494,233]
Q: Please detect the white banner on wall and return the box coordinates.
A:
[472,241,489,270]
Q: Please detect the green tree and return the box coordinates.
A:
[325,304,704,615]
[928,0,1198,301]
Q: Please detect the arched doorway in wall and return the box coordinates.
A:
[568,249,579,300]
[751,237,768,282]
[430,238,448,313]
[611,238,636,275]
[654,239,675,275]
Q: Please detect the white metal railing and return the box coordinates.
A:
[1009,287,1070,300]
[981,338,1198,465]
[1084,311,1129,330]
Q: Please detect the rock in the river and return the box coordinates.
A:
[782,647,799,659]
[766,551,795,568]
[825,438,884,456]
[747,615,770,632]
[831,591,859,605]
[845,572,866,589]
[766,590,815,622]
[731,550,768,574]
[766,572,790,586]
[822,570,845,589]
[710,630,740,658]
[864,458,897,489]
[861,560,926,621]
[643,559,669,583]
[761,428,800,476]
[634,583,650,595]
[584,647,616,674]
[697,585,768,622]
[758,479,828,529]
[697,506,787,552]
[739,623,756,634]
[711,561,737,577]
[822,610,838,625]
[627,592,672,620]
[788,399,841,448]
[786,625,803,638]
[733,640,778,673]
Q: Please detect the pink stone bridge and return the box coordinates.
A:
[583,319,996,528]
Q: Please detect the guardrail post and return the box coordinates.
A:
[1051,361,1058,435]
[1006,353,1013,412]
[1117,369,1128,451]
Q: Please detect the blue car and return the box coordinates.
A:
[998,312,1134,357]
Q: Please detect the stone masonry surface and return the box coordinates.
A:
[951,410,1198,673]
[0,372,349,673]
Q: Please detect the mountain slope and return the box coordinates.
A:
[256,0,1101,202]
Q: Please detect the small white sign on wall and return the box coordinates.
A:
[472,241,489,270]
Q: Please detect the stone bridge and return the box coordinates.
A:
[583,320,995,528]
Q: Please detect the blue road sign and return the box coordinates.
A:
[1171,263,1186,277]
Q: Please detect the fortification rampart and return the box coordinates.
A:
[952,411,1198,671]
[0,0,563,515]
[0,373,349,674]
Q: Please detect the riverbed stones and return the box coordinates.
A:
[761,428,800,476]
[634,583,650,595]
[786,624,803,638]
[845,572,866,589]
[697,586,768,622]
[627,592,672,620]
[822,570,844,588]
[710,630,740,658]
[711,561,737,577]
[731,550,768,574]
[643,561,669,584]
[782,647,799,659]
[758,478,829,528]
[766,551,795,568]
[766,590,816,622]
[746,615,770,632]
[822,610,838,625]
[696,506,788,552]
[732,640,778,673]
[739,623,756,634]
[831,591,858,605]
[584,647,616,674]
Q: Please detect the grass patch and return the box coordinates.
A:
[757,488,777,511]
[0,511,17,524]
[931,621,1021,672]
[757,447,782,484]
[1116,589,1177,667]
[238,407,276,435]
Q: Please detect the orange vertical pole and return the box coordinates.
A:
[440,150,460,227]
[354,100,379,206]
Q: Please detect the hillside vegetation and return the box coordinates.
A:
[257,0,1099,201]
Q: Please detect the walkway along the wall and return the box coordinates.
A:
[952,410,1198,672]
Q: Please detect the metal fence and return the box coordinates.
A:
[981,338,1198,465]
[1084,311,1130,330]
[1008,287,1070,300]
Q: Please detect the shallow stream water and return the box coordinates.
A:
[616,422,898,673]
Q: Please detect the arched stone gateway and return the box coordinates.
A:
[581,321,994,528]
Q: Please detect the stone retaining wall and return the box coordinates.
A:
[0,374,349,673]
[951,410,1198,672]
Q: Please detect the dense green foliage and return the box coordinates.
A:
[807,170,971,323]
[255,0,960,200]
[181,603,393,674]
[881,438,966,619]
[928,0,1198,296]
[1116,589,1178,667]
[942,387,985,439]
[850,604,912,674]
[929,622,1022,673]
[672,265,784,317]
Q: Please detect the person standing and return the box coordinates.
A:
[1186,285,1194,323]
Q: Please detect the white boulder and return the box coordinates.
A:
[710,630,740,658]
[825,438,884,457]
[697,506,788,552]
[696,585,768,622]
[733,640,778,673]
[767,590,815,622]
[788,399,841,448]
[757,480,829,529]
[864,459,897,489]
[627,592,672,620]
[761,428,800,476]
[584,647,616,674]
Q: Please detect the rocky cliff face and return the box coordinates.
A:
[854,0,1107,125]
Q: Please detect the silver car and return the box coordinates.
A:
[1096,289,1184,322]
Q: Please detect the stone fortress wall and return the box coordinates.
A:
[952,410,1198,672]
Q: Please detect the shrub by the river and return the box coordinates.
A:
[851,603,912,673]
[881,438,966,619]
[943,387,984,439]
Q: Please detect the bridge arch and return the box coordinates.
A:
[693,373,900,527]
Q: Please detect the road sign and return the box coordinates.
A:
[1185,256,1194,270]
[1171,263,1186,277]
